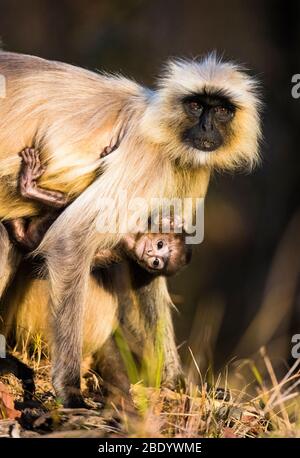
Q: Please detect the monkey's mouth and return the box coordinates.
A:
[192,138,222,152]
[184,136,222,153]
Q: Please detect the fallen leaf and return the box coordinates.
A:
[222,427,238,438]
[0,382,21,420]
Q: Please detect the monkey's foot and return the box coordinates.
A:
[4,218,37,251]
[64,397,89,409]
[19,147,46,184]
[18,147,67,208]
[62,393,90,409]
[99,144,117,159]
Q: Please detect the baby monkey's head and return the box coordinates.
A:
[133,232,192,276]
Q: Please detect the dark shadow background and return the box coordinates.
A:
[1,0,300,379]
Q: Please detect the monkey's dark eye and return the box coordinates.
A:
[214,106,233,121]
[187,101,203,114]
[153,258,160,268]
[157,240,164,250]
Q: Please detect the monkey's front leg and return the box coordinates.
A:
[46,237,90,409]
[19,147,68,208]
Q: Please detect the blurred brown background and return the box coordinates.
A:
[1,0,300,381]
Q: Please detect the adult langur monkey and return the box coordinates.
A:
[0,51,261,407]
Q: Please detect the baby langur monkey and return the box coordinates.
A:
[5,147,191,276]
[94,222,192,275]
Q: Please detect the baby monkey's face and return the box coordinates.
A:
[135,234,170,271]
[134,233,188,275]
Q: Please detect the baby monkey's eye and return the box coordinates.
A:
[157,240,164,250]
[153,258,160,268]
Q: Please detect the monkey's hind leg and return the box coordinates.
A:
[93,336,131,400]
[5,213,57,252]
[0,222,21,298]
[130,264,183,389]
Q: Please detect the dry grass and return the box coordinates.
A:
[1,341,300,438]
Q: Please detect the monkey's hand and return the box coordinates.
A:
[161,215,185,232]
[99,144,117,159]
[93,247,122,267]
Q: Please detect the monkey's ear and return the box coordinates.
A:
[135,217,148,233]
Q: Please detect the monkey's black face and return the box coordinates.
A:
[182,93,236,152]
